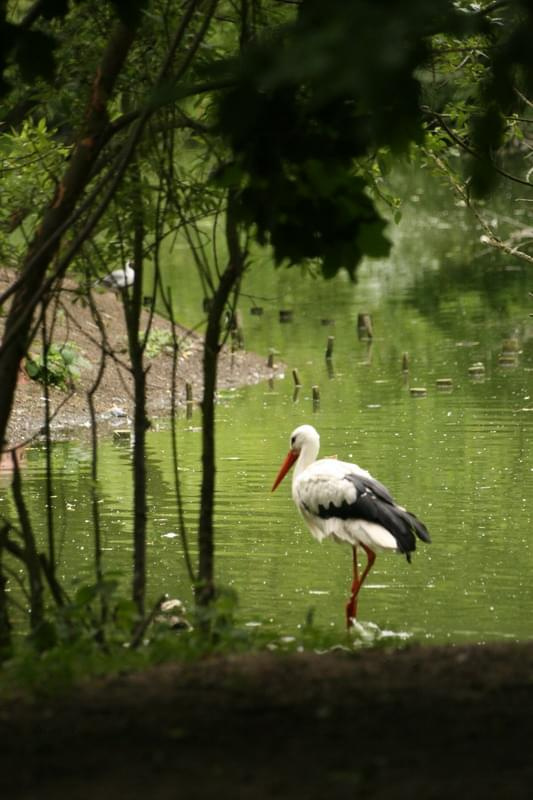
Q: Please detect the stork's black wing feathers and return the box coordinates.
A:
[317,473,431,559]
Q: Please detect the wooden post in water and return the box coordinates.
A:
[498,353,518,367]
[501,337,519,353]
[357,313,373,340]
[402,352,409,372]
[468,362,485,377]
[325,336,334,360]
[292,368,301,386]
[185,382,193,419]
[312,385,320,411]
[267,350,275,368]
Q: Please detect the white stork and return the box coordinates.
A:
[101,260,135,290]
[271,424,431,628]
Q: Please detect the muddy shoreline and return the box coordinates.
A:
[0,269,282,445]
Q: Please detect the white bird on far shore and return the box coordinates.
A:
[100,260,135,290]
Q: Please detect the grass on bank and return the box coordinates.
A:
[0,583,409,698]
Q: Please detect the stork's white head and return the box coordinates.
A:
[272,424,320,492]
[289,424,320,455]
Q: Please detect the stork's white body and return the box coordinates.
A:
[272,424,431,625]
[293,457,400,552]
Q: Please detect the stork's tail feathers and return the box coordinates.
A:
[401,510,430,562]
[408,511,431,544]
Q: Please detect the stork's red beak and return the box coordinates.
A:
[271,450,298,492]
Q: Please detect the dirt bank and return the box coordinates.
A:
[1,643,533,799]
[0,268,282,445]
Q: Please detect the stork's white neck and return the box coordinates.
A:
[293,435,320,483]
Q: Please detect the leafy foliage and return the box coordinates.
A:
[3,1,533,280]
[0,581,408,697]
[216,88,392,278]
[1,0,147,96]
[214,0,474,278]
[142,327,174,358]
[25,342,89,390]
[0,117,70,267]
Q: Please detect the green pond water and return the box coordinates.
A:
[1,175,532,644]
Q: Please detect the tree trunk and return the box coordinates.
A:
[127,167,148,617]
[11,459,44,631]
[196,194,245,610]
[131,357,148,616]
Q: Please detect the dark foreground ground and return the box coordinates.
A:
[1,642,533,799]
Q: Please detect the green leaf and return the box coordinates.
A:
[113,598,139,630]
[25,359,40,379]
[75,584,98,606]
[60,346,76,365]
[377,152,392,177]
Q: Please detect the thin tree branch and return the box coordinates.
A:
[426,107,533,190]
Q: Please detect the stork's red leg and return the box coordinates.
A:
[359,545,376,591]
[345,546,360,628]
[346,545,376,629]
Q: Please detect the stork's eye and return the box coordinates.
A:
[291,436,296,446]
